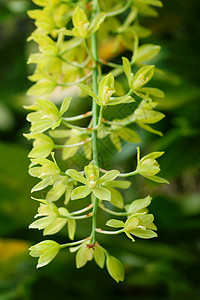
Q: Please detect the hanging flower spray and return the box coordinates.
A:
[25,0,168,282]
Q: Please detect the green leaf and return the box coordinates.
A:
[122,57,135,88]
[37,202,58,216]
[135,0,163,7]
[137,4,158,17]
[32,0,49,7]
[62,135,80,160]
[26,133,54,159]
[31,177,52,192]
[46,176,68,202]
[139,214,154,225]
[83,139,92,160]
[133,65,155,90]
[36,99,59,115]
[76,245,92,268]
[42,45,58,57]
[127,196,152,214]
[29,216,56,230]
[144,175,169,184]
[108,187,124,209]
[72,6,90,38]
[59,97,72,116]
[72,6,88,28]
[28,53,44,64]
[108,95,134,105]
[117,127,141,143]
[94,245,105,268]
[97,170,119,185]
[147,222,157,230]
[129,228,157,239]
[89,13,106,35]
[30,33,55,46]
[66,169,87,185]
[27,81,56,97]
[44,218,67,235]
[138,123,163,136]
[78,84,99,100]
[141,151,164,161]
[68,218,76,240]
[124,230,135,242]
[64,182,74,205]
[134,108,165,124]
[125,217,139,231]
[131,24,151,38]
[110,132,121,152]
[49,129,72,138]
[139,87,165,98]
[135,44,161,63]
[106,255,125,282]
[98,73,115,105]
[106,219,124,228]
[106,180,131,189]
[71,186,91,200]
[92,186,111,201]
[69,244,83,253]
[122,57,132,79]
[30,119,57,134]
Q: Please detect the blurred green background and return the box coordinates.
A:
[0,0,200,299]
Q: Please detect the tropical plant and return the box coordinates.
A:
[25,0,168,282]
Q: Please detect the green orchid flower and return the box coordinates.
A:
[29,240,61,268]
[66,163,120,201]
[135,147,169,184]
[29,153,61,192]
[25,97,71,134]
[78,73,134,106]
[106,196,157,242]
[24,133,54,159]
[72,6,106,39]
[28,1,71,35]
[45,174,76,205]
[133,99,165,136]
[70,241,105,269]
[123,57,155,91]
[29,199,76,239]
[70,241,124,283]
[50,129,92,160]
[102,180,131,209]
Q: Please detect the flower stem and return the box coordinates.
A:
[96,228,124,235]
[60,237,90,249]
[99,168,138,178]
[61,120,88,131]
[106,0,132,17]
[118,170,138,178]
[69,204,93,216]
[54,138,91,149]
[99,203,128,216]
[62,111,92,122]
[91,0,99,244]
[68,213,93,220]
[58,72,92,87]
[58,55,91,69]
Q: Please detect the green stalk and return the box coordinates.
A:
[91,0,99,244]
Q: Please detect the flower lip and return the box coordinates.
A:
[88,174,97,188]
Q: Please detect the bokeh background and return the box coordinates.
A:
[0,0,200,299]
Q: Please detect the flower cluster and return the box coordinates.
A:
[26,0,168,282]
